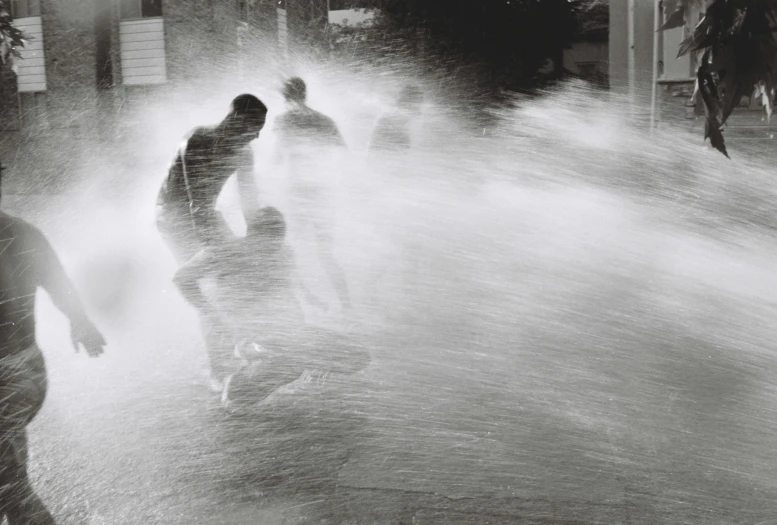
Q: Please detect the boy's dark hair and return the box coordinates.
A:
[230,94,268,118]
[282,77,307,103]
[247,206,286,239]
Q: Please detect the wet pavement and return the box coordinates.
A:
[7,189,777,525]
[23,285,777,524]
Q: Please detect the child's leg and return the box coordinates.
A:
[200,313,237,391]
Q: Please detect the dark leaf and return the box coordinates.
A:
[677,17,714,57]
[698,68,722,123]
[716,65,740,123]
[677,34,698,58]
[726,8,747,36]
[660,8,687,31]
[0,0,27,65]
[720,78,752,124]
[669,0,777,156]
[698,67,729,157]
[708,44,734,71]
[706,117,729,158]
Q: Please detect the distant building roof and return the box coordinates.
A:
[328,8,375,26]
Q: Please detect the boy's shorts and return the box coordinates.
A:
[0,345,48,437]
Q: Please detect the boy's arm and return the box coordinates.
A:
[173,248,219,313]
[30,227,88,323]
[236,147,261,218]
[330,119,347,149]
[28,224,106,356]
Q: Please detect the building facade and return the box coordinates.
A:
[0,0,366,130]
[608,0,696,123]
[1,0,284,131]
[564,28,608,86]
[0,0,290,193]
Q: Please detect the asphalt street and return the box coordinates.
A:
[8,183,777,525]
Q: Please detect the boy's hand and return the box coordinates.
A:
[71,318,106,357]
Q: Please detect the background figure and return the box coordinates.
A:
[156,94,267,265]
[361,86,428,315]
[272,77,352,313]
[173,206,329,400]
[0,161,106,524]
[367,85,424,155]
[224,326,371,414]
